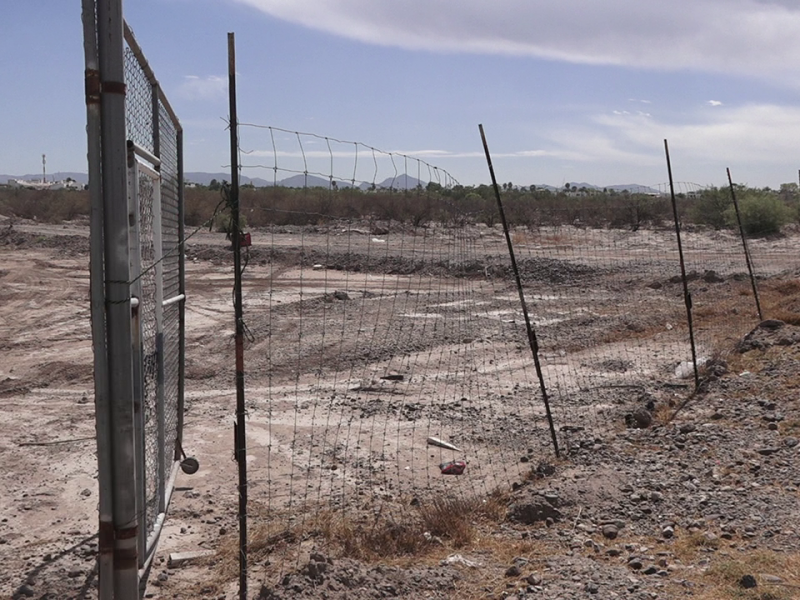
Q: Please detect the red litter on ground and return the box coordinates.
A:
[439,460,466,475]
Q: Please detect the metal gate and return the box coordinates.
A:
[127,147,184,568]
[83,1,186,596]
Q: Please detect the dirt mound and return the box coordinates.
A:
[736,319,800,352]
[187,243,605,281]
[0,227,89,255]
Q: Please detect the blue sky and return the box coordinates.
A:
[3,0,800,188]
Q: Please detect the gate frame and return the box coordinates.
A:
[84,1,186,596]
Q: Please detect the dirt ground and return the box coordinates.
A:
[2,216,800,600]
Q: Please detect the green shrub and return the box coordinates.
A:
[688,187,731,229]
[725,191,793,237]
[214,212,247,235]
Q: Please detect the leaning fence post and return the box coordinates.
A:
[479,124,560,458]
[664,140,699,390]
[727,168,763,321]
[228,31,249,600]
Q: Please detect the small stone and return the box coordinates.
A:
[505,565,522,577]
[643,565,658,575]
[626,407,652,429]
[526,573,542,586]
[602,524,619,540]
[662,526,674,539]
[80,488,91,497]
[679,424,696,434]
[14,584,34,598]
[738,574,757,589]
[628,558,644,570]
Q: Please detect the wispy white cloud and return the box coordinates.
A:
[708,100,724,106]
[177,75,227,101]
[233,0,800,87]
[550,103,800,175]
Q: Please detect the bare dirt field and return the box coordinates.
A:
[3,217,800,600]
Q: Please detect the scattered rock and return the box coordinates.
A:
[505,565,522,577]
[601,524,619,540]
[508,495,563,524]
[738,574,757,589]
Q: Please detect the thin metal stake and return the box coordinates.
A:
[664,140,699,389]
[727,168,763,321]
[228,31,248,600]
[479,124,560,458]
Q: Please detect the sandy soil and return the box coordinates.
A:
[2,217,799,599]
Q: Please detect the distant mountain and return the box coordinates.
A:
[2,170,661,194]
[277,174,331,188]
[564,181,600,190]
[606,184,662,194]
[185,172,237,186]
[556,182,662,194]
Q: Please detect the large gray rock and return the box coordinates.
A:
[508,495,563,524]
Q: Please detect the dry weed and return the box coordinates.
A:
[688,549,800,600]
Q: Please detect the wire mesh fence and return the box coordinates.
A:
[206,126,800,583]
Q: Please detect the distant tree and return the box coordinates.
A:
[726,189,793,236]
[689,187,731,229]
[209,178,221,191]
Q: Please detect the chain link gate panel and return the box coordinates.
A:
[123,24,186,573]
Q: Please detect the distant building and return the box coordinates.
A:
[7,178,81,191]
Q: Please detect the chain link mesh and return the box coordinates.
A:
[158,101,181,458]
[123,34,183,559]
[136,169,161,531]
[124,47,153,153]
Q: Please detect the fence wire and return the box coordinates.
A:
[191,125,800,586]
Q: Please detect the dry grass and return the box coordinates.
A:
[653,400,676,425]
[688,549,800,600]
[672,530,723,562]
[206,490,513,588]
